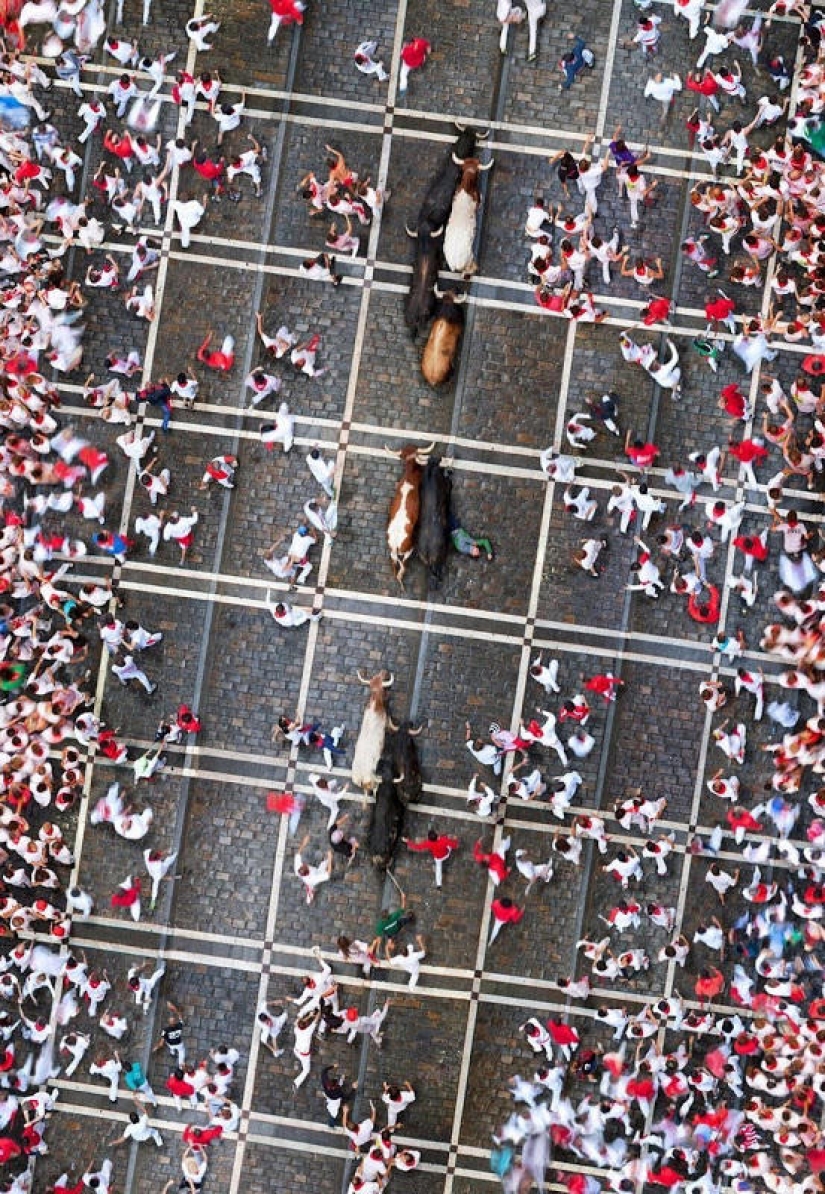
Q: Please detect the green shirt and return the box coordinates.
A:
[124,1062,147,1091]
[375,909,407,938]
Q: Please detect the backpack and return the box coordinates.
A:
[582,47,595,67]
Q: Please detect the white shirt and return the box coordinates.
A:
[124,1113,156,1141]
[173,198,205,229]
[644,74,682,102]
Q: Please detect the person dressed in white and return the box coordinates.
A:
[386,936,427,989]
[643,72,682,124]
[143,850,178,909]
[112,1107,163,1148]
[111,655,156,695]
[733,324,777,373]
[382,1081,415,1126]
[644,338,682,394]
[89,1053,122,1102]
[514,849,554,895]
[245,368,282,408]
[127,961,166,1012]
[266,592,322,628]
[186,13,221,51]
[77,98,106,143]
[497,0,546,61]
[292,1008,320,1088]
[346,1000,390,1045]
[172,193,206,248]
[674,0,704,40]
[307,774,347,829]
[696,23,733,69]
[257,1001,287,1056]
[59,1031,90,1076]
[256,312,296,357]
[306,447,336,497]
[293,837,333,903]
[353,40,388,80]
[261,402,295,453]
[81,1159,113,1194]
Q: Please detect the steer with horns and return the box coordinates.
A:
[421,286,466,387]
[385,442,434,586]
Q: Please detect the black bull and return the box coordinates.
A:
[390,721,423,807]
[368,755,405,870]
[404,127,479,336]
[416,456,452,588]
[367,724,424,868]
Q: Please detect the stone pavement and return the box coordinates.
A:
[11,1,825,1193]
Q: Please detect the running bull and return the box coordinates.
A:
[443,154,493,277]
[416,455,452,589]
[421,286,466,387]
[404,124,488,336]
[367,753,405,870]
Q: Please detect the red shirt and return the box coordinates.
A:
[732,535,768,561]
[686,72,719,96]
[104,133,133,160]
[687,585,720,623]
[705,296,736,322]
[729,439,767,465]
[183,1124,223,1146]
[13,160,41,183]
[166,1074,195,1096]
[53,1181,84,1194]
[193,157,224,181]
[270,0,304,19]
[401,38,431,68]
[111,878,141,907]
[642,297,671,325]
[727,809,761,831]
[473,840,510,883]
[491,900,523,924]
[626,443,659,468]
[546,1019,579,1045]
[559,701,590,723]
[585,674,620,697]
[406,835,458,861]
[0,1136,21,1163]
[720,383,747,418]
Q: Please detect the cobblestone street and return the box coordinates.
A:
[5,1,825,1193]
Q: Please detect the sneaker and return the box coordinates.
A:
[147,683,158,695]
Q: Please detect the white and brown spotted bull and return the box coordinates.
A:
[385,442,434,586]
[443,155,493,277]
[351,669,396,796]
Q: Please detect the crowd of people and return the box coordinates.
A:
[0,0,442,1189]
[0,0,825,1192]
[495,3,825,1194]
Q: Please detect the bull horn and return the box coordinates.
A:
[382,672,395,688]
[453,292,467,305]
[356,669,370,684]
[479,158,495,171]
[404,222,418,238]
[393,772,405,784]
[451,152,465,166]
[417,442,436,457]
[455,121,467,131]
[433,284,444,298]
[384,444,403,457]
[387,716,399,732]
[408,724,424,736]
[477,129,491,140]
[431,224,444,239]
